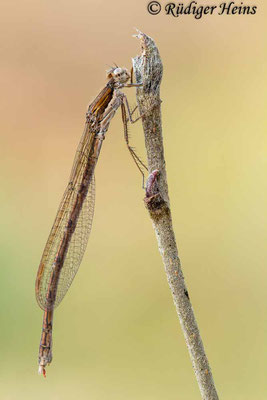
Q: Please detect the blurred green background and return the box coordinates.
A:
[0,1,266,399]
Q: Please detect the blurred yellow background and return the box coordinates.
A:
[0,1,266,399]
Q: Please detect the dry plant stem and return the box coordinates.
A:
[132,31,219,400]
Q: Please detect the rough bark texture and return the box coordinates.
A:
[132,30,219,400]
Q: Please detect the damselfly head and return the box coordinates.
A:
[107,67,130,85]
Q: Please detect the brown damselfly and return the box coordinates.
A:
[35,66,146,377]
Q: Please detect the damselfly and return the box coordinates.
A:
[35,66,146,377]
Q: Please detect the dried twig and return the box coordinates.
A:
[132,30,219,400]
